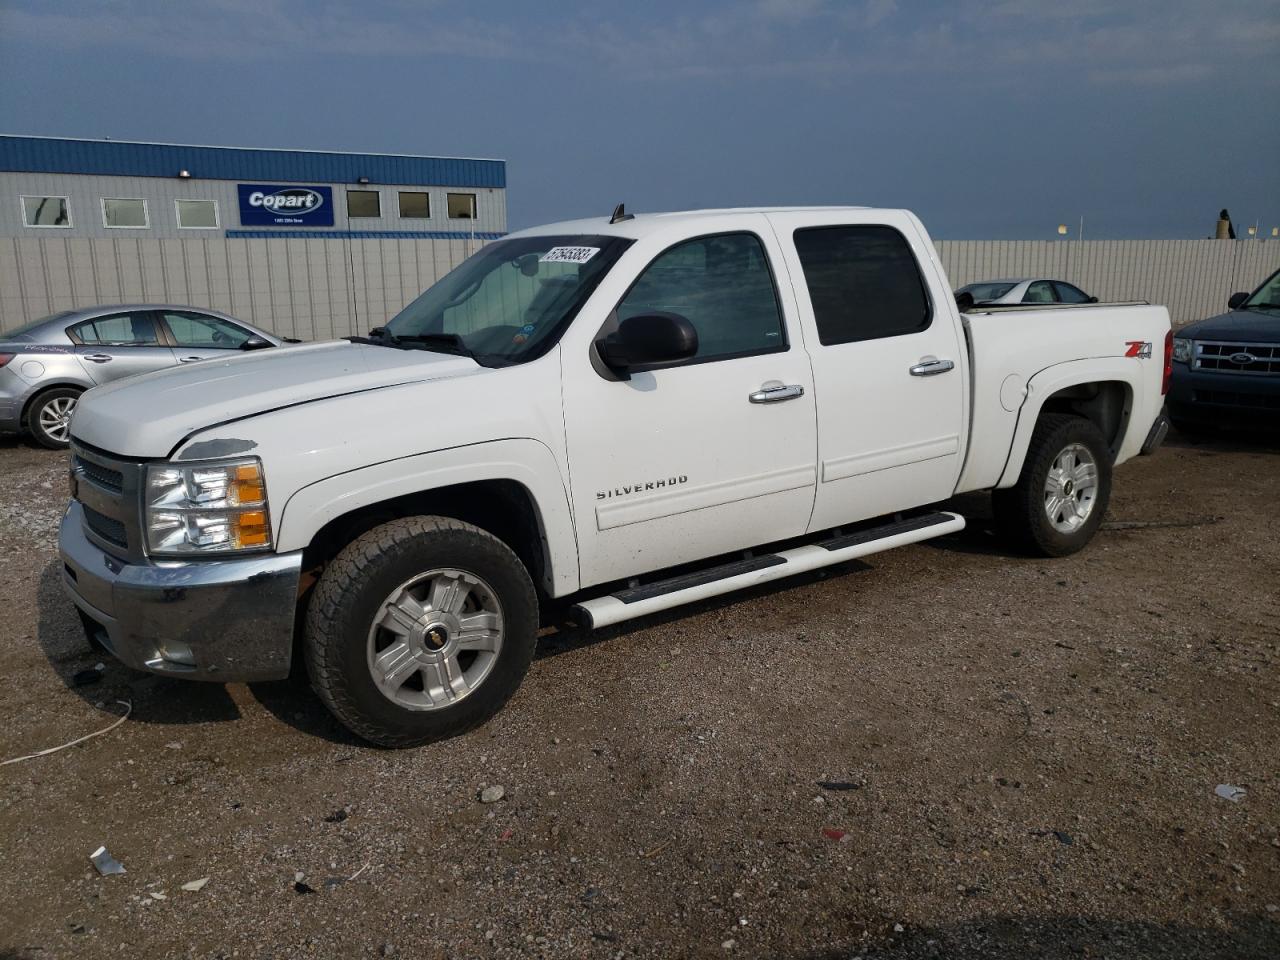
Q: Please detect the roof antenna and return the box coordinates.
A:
[610,203,634,224]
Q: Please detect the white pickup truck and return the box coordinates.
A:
[59,207,1171,746]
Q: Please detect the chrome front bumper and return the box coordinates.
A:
[59,502,303,681]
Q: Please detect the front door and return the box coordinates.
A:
[68,310,177,384]
[768,211,967,531]
[562,225,818,588]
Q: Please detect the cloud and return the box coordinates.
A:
[2,0,1275,88]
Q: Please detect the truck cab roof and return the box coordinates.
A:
[505,206,880,241]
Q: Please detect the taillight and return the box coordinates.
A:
[1161,329,1173,395]
[0,353,14,369]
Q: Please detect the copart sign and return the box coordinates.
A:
[237,184,335,227]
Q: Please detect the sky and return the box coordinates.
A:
[1,0,1277,239]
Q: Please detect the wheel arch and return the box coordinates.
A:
[277,439,579,598]
[21,381,86,423]
[997,359,1138,488]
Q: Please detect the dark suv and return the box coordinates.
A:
[1168,265,1280,435]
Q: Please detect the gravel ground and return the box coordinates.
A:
[0,430,1276,959]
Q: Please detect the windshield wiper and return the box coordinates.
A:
[393,333,475,358]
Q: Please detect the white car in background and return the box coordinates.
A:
[957,279,1097,306]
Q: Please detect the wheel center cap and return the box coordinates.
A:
[422,623,450,650]
[1063,478,1074,496]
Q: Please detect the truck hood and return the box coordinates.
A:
[71,340,480,458]
[1180,308,1280,343]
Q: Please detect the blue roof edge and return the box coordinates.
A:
[0,136,506,189]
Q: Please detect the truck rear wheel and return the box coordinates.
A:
[992,414,1112,557]
[304,516,538,747]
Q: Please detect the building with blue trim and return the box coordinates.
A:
[0,135,507,239]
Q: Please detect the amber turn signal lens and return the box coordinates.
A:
[234,510,270,548]
[233,464,265,505]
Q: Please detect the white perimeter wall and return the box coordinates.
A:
[2,236,1277,338]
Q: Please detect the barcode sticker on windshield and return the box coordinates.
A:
[540,246,600,265]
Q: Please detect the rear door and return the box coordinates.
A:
[561,221,818,587]
[768,211,967,531]
[69,311,176,384]
[157,310,259,364]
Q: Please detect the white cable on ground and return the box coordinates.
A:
[1,699,132,766]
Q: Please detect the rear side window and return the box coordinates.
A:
[71,312,160,345]
[617,232,786,362]
[793,226,931,345]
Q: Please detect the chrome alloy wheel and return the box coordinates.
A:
[366,568,505,711]
[39,395,77,442]
[1043,442,1098,534]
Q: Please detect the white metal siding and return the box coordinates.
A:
[1,237,1275,338]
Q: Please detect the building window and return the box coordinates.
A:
[175,199,219,229]
[447,193,476,219]
[399,191,430,219]
[347,190,381,218]
[21,196,71,228]
[102,198,149,229]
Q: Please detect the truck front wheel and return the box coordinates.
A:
[304,516,538,747]
[992,414,1112,557]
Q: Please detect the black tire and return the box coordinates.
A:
[992,414,1112,557]
[25,387,82,449]
[304,516,538,748]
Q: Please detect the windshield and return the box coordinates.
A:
[381,234,633,365]
[958,282,1016,302]
[1244,267,1280,310]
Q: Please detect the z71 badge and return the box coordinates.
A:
[1125,340,1152,358]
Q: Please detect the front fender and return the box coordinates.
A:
[275,438,580,596]
[996,357,1143,488]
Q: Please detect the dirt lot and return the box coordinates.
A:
[0,431,1276,960]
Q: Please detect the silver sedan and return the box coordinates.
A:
[0,305,294,448]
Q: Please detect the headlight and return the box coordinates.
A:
[1172,338,1194,363]
[145,457,271,555]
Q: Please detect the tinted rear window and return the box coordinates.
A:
[793,225,931,345]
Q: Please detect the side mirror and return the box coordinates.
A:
[954,291,975,312]
[240,335,273,351]
[1228,291,1249,310]
[597,312,698,378]
[1087,296,1099,303]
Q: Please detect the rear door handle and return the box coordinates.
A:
[178,356,205,363]
[749,383,805,403]
[909,358,955,377]
[83,354,113,363]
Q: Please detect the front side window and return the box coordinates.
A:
[71,312,159,345]
[1054,282,1090,303]
[447,193,476,219]
[21,196,71,227]
[616,233,786,362]
[399,191,430,218]
[102,198,148,228]
[161,311,252,348]
[384,234,632,367]
[793,225,931,345]
[176,199,218,229]
[1023,280,1056,303]
[347,190,381,218]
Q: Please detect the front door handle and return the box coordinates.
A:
[749,383,805,403]
[83,354,113,363]
[909,358,955,377]
[178,356,204,363]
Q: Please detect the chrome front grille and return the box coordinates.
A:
[74,455,124,494]
[1193,340,1280,375]
[82,504,128,547]
[69,442,146,560]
